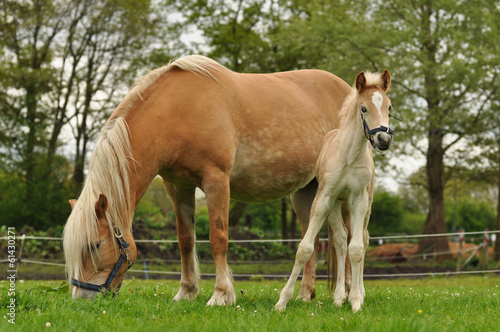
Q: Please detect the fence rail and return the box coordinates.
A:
[2,230,499,280]
[1,230,499,243]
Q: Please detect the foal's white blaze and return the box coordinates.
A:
[371,91,383,116]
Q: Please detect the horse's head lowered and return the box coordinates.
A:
[66,194,137,298]
[355,69,399,151]
[63,117,138,299]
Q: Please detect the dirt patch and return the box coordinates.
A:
[367,242,493,263]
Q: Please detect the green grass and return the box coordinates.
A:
[1,276,500,331]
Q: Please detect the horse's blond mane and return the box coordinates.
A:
[63,55,226,282]
[116,55,228,115]
[63,117,133,282]
[338,71,383,127]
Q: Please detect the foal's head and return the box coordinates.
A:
[355,70,395,151]
[65,194,137,299]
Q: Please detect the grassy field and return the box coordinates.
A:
[1,276,499,332]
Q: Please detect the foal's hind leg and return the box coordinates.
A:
[290,181,319,301]
[163,181,200,301]
[202,167,236,306]
[276,187,333,311]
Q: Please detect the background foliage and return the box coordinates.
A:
[1,0,499,260]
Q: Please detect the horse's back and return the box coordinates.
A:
[125,66,351,202]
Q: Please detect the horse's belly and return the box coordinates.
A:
[229,138,321,203]
[229,169,315,203]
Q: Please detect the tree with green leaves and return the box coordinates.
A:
[0,0,163,228]
[367,1,500,259]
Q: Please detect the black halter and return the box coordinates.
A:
[361,111,401,148]
[71,226,134,294]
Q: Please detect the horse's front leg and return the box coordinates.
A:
[202,168,236,306]
[163,182,200,301]
[347,191,369,313]
[276,188,333,311]
[328,201,348,307]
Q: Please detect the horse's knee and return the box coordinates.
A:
[349,242,364,263]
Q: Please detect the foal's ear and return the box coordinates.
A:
[69,199,78,210]
[381,69,391,92]
[95,194,108,219]
[355,71,366,92]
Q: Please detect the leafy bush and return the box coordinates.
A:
[445,199,495,231]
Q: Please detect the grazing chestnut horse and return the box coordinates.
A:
[63,55,352,304]
[276,70,394,312]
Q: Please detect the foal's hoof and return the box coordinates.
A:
[275,301,287,312]
[349,298,363,313]
[333,288,347,307]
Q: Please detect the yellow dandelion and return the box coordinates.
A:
[418,310,423,314]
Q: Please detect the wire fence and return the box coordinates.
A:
[2,230,500,280]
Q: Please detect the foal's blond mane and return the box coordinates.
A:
[338,72,385,127]
[63,55,226,282]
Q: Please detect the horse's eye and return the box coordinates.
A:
[90,242,101,252]
[389,105,393,111]
[361,106,368,113]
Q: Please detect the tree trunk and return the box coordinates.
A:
[24,84,38,219]
[419,126,451,261]
[495,136,500,261]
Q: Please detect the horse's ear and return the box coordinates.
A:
[355,72,366,92]
[69,199,78,210]
[381,69,391,92]
[95,194,108,219]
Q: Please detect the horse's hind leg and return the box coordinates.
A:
[163,181,200,301]
[290,181,319,301]
[202,167,236,306]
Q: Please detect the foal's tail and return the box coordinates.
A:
[327,202,352,292]
[327,224,336,292]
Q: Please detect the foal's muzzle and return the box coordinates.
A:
[374,131,392,151]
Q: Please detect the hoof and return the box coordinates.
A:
[173,285,199,301]
[275,301,287,312]
[349,297,363,313]
[333,288,347,307]
[297,288,315,301]
[206,287,236,306]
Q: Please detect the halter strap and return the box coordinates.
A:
[71,226,133,294]
[361,111,399,148]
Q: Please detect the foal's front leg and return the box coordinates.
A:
[328,201,348,306]
[276,190,333,311]
[347,192,369,313]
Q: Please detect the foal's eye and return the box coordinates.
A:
[389,105,393,112]
[361,106,368,113]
